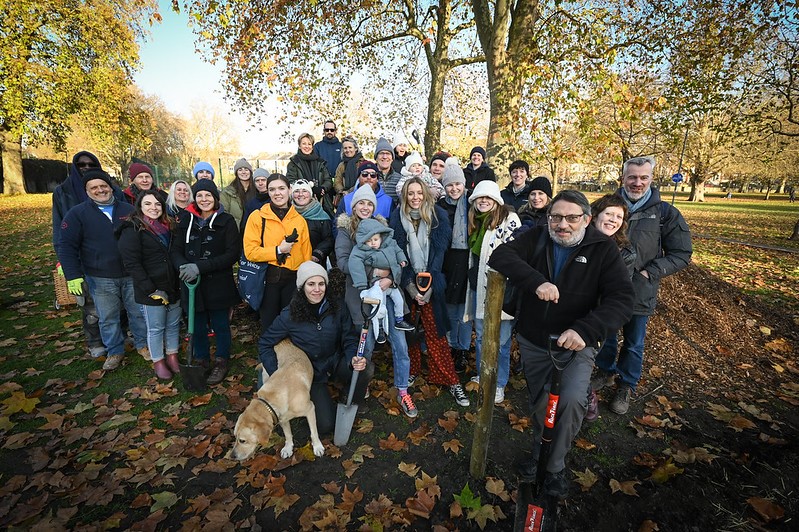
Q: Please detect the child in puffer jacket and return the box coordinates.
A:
[348,218,415,342]
[395,151,445,200]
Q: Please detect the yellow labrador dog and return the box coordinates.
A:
[231,339,324,461]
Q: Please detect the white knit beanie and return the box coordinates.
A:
[291,179,314,195]
[441,164,466,187]
[296,261,329,288]
[469,180,504,205]
[404,151,424,169]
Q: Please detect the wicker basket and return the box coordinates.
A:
[53,269,77,308]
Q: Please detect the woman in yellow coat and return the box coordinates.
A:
[243,173,312,331]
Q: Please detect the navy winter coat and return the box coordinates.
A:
[58,199,135,280]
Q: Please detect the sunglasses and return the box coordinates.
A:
[76,162,98,169]
[360,172,378,178]
[324,128,336,132]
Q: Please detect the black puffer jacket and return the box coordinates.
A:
[170,209,241,312]
[117,218,180,305]
[437,197,469,305]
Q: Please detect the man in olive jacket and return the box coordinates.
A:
[489,190,634,499]
[594,156,692,416]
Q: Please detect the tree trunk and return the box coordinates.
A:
[790,218,799,240]
[0,130,27,195]
[688,179,706,202]
[764,185,771,201]
[485,65,524,169]
[424,62,447,157]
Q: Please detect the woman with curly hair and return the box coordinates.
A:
[257,261,372,434]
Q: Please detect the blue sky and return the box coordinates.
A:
[133,1,291,153]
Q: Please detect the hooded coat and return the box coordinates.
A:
[463,162,496,191]
[348,218,408,290]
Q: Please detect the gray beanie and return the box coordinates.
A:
[253,168,269,179]
[441,164,466,187]
[296,261,329,288]
[234,158,253,173]
[351,183,377,208]
[374,137,394,159]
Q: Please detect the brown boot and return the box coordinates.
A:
[153,359,172,380]
[165,353,180,374]
[206,359,228,385]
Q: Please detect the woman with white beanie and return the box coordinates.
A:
[258,261,373,434]
[462,180,521,404]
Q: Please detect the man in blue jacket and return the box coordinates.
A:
[58,169,148,371]
[314,120,342,178]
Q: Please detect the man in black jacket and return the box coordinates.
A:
[489,190,634,498]
[593,156,692,415]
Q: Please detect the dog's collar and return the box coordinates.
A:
[255,396,279,424]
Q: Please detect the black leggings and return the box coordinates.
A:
[312,356,374,435]
[259,272,297,332]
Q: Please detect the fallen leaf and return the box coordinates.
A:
[648,459,684,483]
[572,468,598,492]
[379,433,407,451]
[746,496,784,523]
[188,393,213,407]
[405,489,436,518]
[2,391,40,414]
[759,325,771,335]
[438,416,458,433]
[150,491,178,513]
[638,519,660,532]
[728,415,757,432]
[574,438,596,451]
[609,478,640,496]
[398,462,420,477]
[443,438,463,454]
[485,477,510,501]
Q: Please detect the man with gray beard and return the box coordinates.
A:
[489,190,634,499]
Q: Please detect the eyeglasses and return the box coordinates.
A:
[547,213,585,224]
[76,162,98,169]
[360,172,378,178]
[324,128,336,132]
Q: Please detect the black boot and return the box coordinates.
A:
[207,359,228,385]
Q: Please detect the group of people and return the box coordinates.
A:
[53,122,692,500]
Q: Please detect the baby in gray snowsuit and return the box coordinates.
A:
[348,218,415,340]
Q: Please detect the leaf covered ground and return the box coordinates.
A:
[0,194,797,531]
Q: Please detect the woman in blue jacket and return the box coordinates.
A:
[258,261,372,434]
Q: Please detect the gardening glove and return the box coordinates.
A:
[56,262,64,276]
[67,278,84,296]
[179,263,200,282]
[149,290,170,305]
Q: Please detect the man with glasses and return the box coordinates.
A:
[593,156,692,415]
[314,120,343,178]
[335,160,393,219]
[489,190,634,499]
[374,137,402,203]
[52,151,124,360]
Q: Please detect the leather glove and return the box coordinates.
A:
[67,278,84,296]
[149,290,170,305]
[179,263,200,282]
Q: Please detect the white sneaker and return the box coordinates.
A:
[102,354,124,371]
[494,387,505,404]
[470,375,480,384]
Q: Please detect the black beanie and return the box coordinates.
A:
[508,160,530,176]
[529,176,553,198]
[83,169,114,189]
[430,151,451,166]
[192,178,220,201]
[470,146,487,159]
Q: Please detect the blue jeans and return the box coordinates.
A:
[142,302,182,362]
[446,302,472,351]
[85,276,147,356]
[364,303,410,391]
[193,308,231,361]
[595,314,649,391]
[472,290,514,388]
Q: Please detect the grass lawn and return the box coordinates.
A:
[0,193,796,530]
